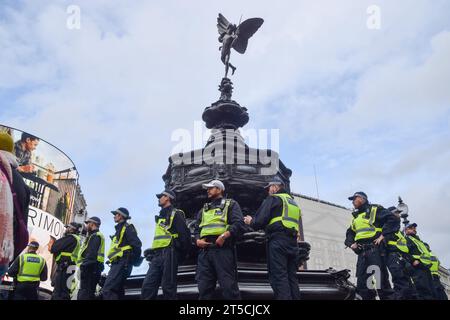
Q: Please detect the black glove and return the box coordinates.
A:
[143,248,155,262]
[352,244,363,255]
[404,261,414,274]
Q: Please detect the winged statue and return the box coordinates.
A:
[217,13,264,77]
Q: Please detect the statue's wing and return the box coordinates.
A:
[217,13,231,35]
[233,18,264,54]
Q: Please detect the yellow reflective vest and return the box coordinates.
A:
[351,206,382,241]
[429,251,440,276]
[17,253,45,282]
[407,235,432,267]
[151,209,182,249]
[387,231,409,253]
[107,224,133,263]
[199,199,232,238]
[78,231,105,264]
[55,234,81,264]
[268,193,301,233]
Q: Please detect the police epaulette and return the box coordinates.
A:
[127,223,137,232]
[173,209,186,219]
[222,198,232,209]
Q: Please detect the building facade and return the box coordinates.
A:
[293,193,357,282]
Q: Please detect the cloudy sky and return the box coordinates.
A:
[1,0,449,272]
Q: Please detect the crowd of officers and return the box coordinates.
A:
[345,191,448,300]
[6,183,447,300]
[7,178,302,300]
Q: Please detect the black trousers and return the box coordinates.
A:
[196,247,241,300]
[355,246,392,300]
[432,274,448,300]
[267,235,301,300]
[77,264,102,300]
[13,282,39,300]
[410,265,435,300]
[102,258,133,300]
[141,248,179,300]
[51,262,76,300]
[384,252,417,299]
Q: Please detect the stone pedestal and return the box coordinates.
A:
[162,77,307,265]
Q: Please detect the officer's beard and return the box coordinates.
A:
[208,193,222,200]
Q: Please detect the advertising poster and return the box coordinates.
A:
[0,125,87,293]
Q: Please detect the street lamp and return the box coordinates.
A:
[397,196,409,231]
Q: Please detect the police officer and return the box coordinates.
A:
[194,179,245,300]
[244,179,301,300]
[404,223,436,300]
[50,222,81,300]
[426,245,448,300]
[8,241,48,300]
[141,190,191,300]
[77,216,105,300]
[383,207,417,299]
[103,207,142,300]
[344,192,396,300]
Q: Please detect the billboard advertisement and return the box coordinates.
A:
[0,125,87,292]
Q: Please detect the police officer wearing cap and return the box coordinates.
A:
[8,241,48,300]
[141,190,191,300]
[50,222,81,300]
[244,179,301,300]
[77,216,105,300]
[194,179,245,300]
[383,207,417,299]
[103,207,142,300]
[404,222,436,300]
[344,192,397,300]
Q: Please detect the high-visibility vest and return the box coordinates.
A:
[429,252,440,276]
[17,253,45,282]
[351,206,382,241]
[107,224,133,262]
[387,231,409,253]
[78,231,105,264]
[268,193,301,233]
[55,234,81,264]
[151,209,183,249]
[407,235,432,266]
[199,199,232,238]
